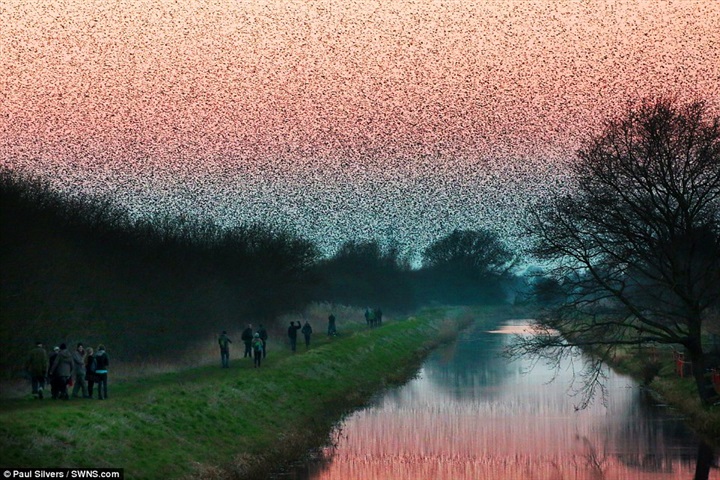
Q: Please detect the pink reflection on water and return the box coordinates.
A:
[307,320,715,480]
[486,322,537,335]
[310,455,691,480]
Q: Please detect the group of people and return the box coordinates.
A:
[26,341,109,400]
[218,324,269,368]
[24,310,371,402]
[218,315,344,367]
[287,320,313,352]
[365,307,383,328]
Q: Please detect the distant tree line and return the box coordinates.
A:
[0,169,516,379]
[0,171,320,374]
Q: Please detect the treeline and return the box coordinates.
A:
[0,169,515,379]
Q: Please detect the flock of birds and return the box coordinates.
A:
[2,0,718,259]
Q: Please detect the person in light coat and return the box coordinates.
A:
[71,343,89,398]
[49,343,74,400]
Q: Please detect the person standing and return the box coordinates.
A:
[94,344,109,400]
[26,341,48,399]
[49,343,74,400]
[252,333,264,368]
[241,324,254,358]
[301,321,313,348]
[218,331,232,368]
[257,324,268,358]
[327,314,337,336]
[48,346,60,399]
[85,347,97,399]
[287,321,301,352]
[367,307,377,327]
[71,343,89,398]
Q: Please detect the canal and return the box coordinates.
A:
[286,317,718,479]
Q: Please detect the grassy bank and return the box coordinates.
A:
[0,306,474,479]
[608,346,720,445]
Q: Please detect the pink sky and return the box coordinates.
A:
[1,0,719,253]
[3,0,718,160]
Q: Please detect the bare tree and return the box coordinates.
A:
[511,98,720,406]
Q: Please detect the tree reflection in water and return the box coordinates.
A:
[284,320,718,480]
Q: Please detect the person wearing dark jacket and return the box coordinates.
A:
[257,324,268,358]
[287,321,301,352]
[94,344,109,400]
[48,346,60,399]
[301,321,313,348]
[218,331,232,368]
[26,341,48,399]
[85,347,97,399]
[241,324,254,358]
[327,314,337,336]
[49,343,74,400]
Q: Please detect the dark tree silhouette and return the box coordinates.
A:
[0,170,323,374]
[510,98,720,406]
[420,229,515,304]
[314,239,415,309]
[422,228,515,276]
[530,275,567,306]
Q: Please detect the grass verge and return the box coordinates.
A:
[0,306,475,479]
[597,345,720,446]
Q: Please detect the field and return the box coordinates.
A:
[0,306,475,480]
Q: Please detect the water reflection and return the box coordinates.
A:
[291,320,718,479]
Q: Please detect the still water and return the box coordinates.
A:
[289,319,718,480]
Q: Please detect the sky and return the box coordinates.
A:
[1,0,719,259]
